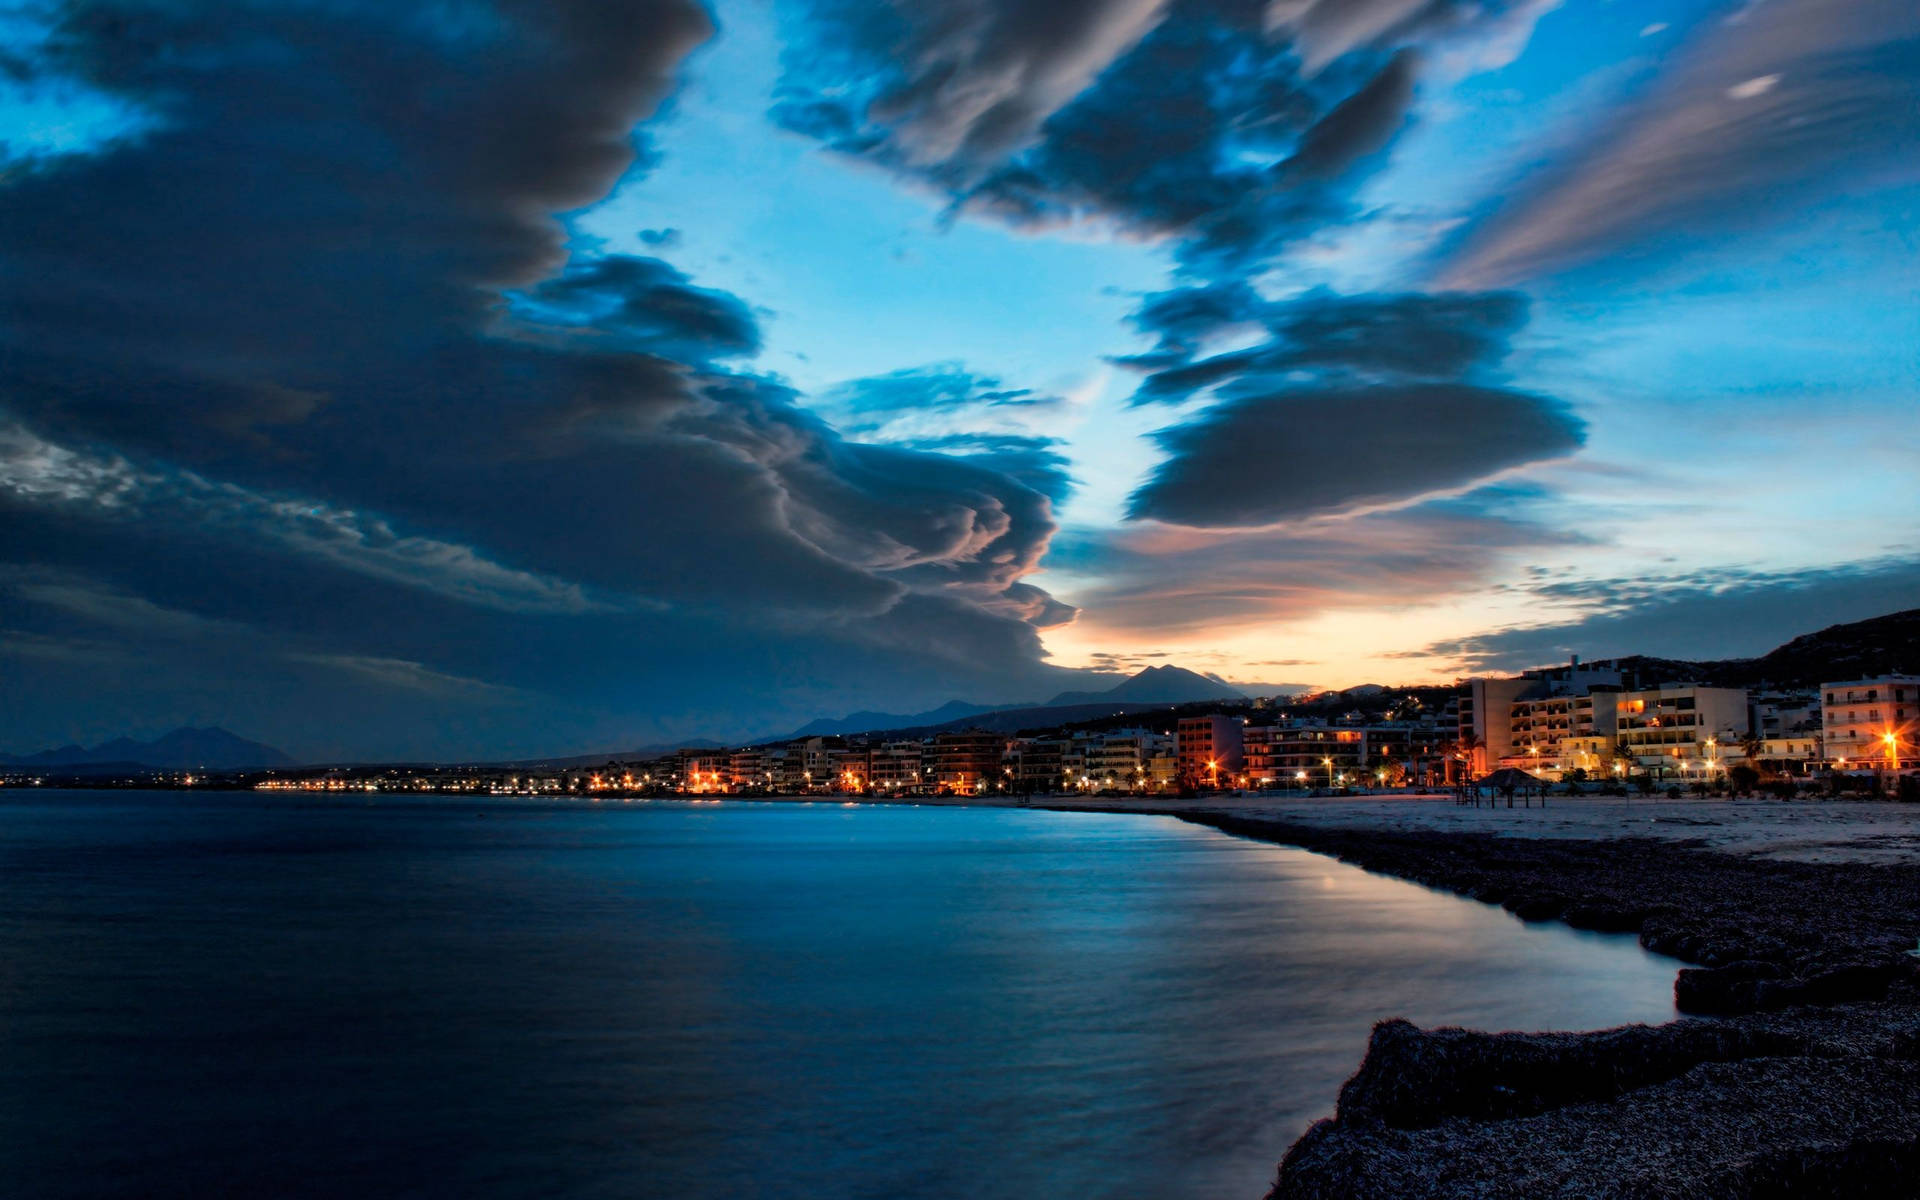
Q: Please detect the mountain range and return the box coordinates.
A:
[777,665,1247,740]
[0,727,297,771]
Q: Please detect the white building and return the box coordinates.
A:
[1613,685,1750,777]
[1822,676,1918,769]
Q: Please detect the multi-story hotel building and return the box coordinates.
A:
[1239,721,1451,787]
[868,741,924,790]
[1459,676,1532,774]
[1822,676,1918,769]
[1086,731,1168,789]
[1008,737,1066,792]
[1612,685,1750,775]
[1176,715,1243,789]
[1463,659,1624,775]
[929,730,1006,792]
[1509,690,1623,775]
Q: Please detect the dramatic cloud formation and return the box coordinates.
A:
[1129,381,1581,525]
[1120,288,1583,525]
[1437,0,1920,287]
[774,0,1545,272]
[2,0,1914,755]
[512,254,763,361]
[0,0,1097,756]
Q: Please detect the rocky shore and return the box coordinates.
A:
[1172,812,1920,1198]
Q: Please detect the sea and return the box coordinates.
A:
[0,791,1679,1199]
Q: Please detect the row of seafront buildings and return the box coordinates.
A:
[1459,661,1918,781]
[628,666,1917,798]
[627,709,1458,797]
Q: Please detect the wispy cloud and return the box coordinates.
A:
[1437,0,1920,287]
[1,422,612,615]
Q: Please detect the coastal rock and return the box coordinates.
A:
[1675,961,1784,1015]
[1330,1018,1806,1129]
[1271,1056,1920,1200]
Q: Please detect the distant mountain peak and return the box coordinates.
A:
[2,726,296,770]
[1046,664,1246,708]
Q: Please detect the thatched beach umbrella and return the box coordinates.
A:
[1478,767,1548,808]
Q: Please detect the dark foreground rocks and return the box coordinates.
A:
[1172,813,1920,1199]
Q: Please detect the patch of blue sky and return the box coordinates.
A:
[0,13,156,163]
[570,0,1170,411]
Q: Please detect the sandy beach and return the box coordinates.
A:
[1048,792,1920,866]
[819,789,1920,866]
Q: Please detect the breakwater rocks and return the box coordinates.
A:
[1173,813,1920,1198]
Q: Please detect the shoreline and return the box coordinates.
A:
[1147,806,1920,1197]
[726,790,1920,1194]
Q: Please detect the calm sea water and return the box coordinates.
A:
[0,791,1677,1199]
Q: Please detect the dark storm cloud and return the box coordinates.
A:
[514,255,762,361]
[1426,557,1920,674]
[1437,0,1920,287]
[773,0,1540,272]
[0,0,1094,756]
[1125,287,1528,399]
[2,0,715,380]
[1120,287,1579,526]
[1122,279,1266,359]
[1128,381,1582,526]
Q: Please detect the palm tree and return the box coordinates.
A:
[1451,731,1483,795]
[1739,732,1767,780]
[1459,731,1483,771]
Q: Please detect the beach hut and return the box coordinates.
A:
[1475,767,1549,808]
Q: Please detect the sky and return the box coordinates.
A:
[1,0,1916,761]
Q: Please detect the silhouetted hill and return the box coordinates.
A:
[2,727,296,770]
[762,665,1248,742]
[1596,609,1920,689]
[786,699,1000,738]
[1044,665,1245,707]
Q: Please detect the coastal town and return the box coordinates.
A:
[547,667,1911,800]
[91,662,1904,802]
